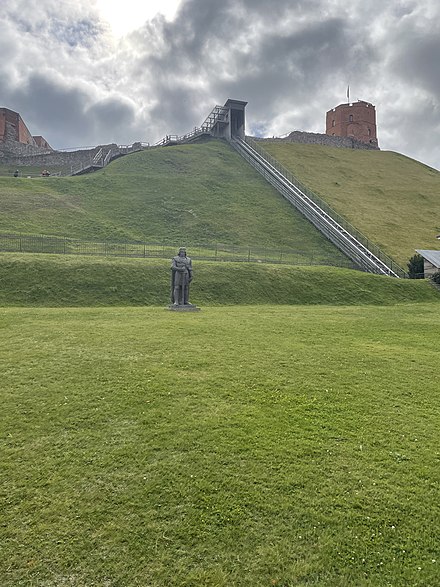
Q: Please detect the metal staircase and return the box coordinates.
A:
[201,105,229,131]
[70,143,144,176]
[154,104,231,146]
[231,137,407,277]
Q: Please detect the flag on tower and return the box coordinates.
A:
[347,85,350,103]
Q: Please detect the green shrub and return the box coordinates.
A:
[407,253,424,278]
[431,270,440,284]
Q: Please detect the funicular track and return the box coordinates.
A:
[231,137,406,277]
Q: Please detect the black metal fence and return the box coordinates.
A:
[0,233,357,269]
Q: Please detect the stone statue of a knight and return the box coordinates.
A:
[171,247,193,305]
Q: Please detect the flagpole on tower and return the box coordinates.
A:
[347,84,350,104]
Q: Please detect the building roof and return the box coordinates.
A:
[416,250,440,267]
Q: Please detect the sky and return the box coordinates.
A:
[1,0,440,169]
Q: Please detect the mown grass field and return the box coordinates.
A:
[1,303,439,586]
[260,141,440,267]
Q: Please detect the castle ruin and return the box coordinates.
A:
[0,107,53,156]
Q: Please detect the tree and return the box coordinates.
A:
[407,253,424,279]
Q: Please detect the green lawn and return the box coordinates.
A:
[1,304,439,586]
[0,253,438,307]
[259,142,440,267]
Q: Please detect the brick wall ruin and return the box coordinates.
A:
[0,108,53,156]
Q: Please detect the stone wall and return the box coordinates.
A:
[0,138,52,157]
[0,143,121,171]
[253,130,380,150]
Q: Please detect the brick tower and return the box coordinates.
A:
[326,100,378,147]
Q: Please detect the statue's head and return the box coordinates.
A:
[178,247,186,257]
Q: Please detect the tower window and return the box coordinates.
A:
[349,114,353,122]
[332,119,335,127]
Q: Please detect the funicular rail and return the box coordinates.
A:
[231,137,406,277]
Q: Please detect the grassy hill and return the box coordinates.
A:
[0,140,344,263]
[2,138,440,272]
[0,163,71,178]
[2,137,440,305]
[260,141,440,266]
[0,252,438,307]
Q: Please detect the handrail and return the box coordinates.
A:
[201,105,229,130]
[232,137,407,277]
[70,144,143,176]
[154,126,210,147]
[92,148,103,165]
[103,150,112,166]
[58,142,148,152]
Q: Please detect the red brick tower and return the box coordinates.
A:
[326,100,378,146]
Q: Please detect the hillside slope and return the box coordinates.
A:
[260,141,440,266]
[0,140,345,263]
[0,252,437,307]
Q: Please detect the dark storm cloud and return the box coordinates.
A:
[85,98,138,144]
[391,33,440,96]
[20,76,137,147]
[8,74,87,132]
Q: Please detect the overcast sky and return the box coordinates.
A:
[1,0,440,169]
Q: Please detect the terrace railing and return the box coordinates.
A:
[0,232,356,269]
[154,127,211,147]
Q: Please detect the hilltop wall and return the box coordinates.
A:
[254,130,379,150]
[0,140,53,157]
[0,144,121,170]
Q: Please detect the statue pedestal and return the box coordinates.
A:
[167,303,201,312]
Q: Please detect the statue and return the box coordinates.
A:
[171,247,193,306]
